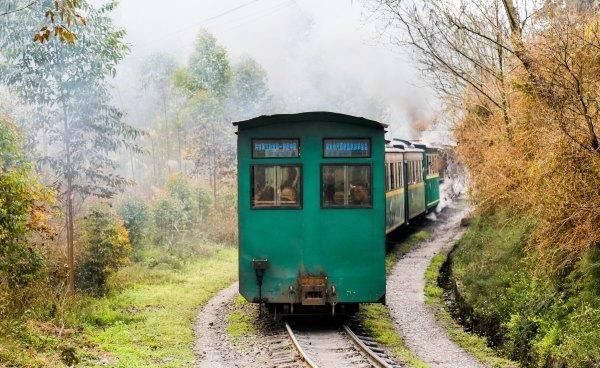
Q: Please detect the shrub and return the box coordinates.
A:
[152,195,184,249]
[451,214,600,367]
[76,204,132,296]
[0,117,54,313]
[119,195,150,257]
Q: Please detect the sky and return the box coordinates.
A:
[106,0,438,138]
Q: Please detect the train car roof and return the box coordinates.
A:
[233,111,388,129]
[387,139,425,153]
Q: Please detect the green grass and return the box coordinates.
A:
[82,246,237,367]
[0,245,238,367]
[226,295,255,340]
[359,304,429,368]
[424,251,519,368]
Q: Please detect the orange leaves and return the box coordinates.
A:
[33,0,86,44]
[455,12,600,271]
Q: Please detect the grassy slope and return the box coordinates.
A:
[450,214,600,367]
[0,246,237,367]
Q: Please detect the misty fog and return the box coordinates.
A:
[104,0,437,138]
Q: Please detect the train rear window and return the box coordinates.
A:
[252,165,301,208]
[322,165,372,208]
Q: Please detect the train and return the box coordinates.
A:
[233,112,441,315]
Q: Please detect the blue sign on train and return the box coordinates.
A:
[323,138,370,157]
[252,139,299,158]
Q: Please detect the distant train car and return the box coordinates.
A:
[385,140,441,234]
[234,112,441,314]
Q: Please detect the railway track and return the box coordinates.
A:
[284,320,403,368]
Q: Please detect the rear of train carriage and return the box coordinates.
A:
[234,112,387,313]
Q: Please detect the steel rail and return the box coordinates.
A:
[285,321,395,368]
[343,324,395,368]
[284,322,318,368]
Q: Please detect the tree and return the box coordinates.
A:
[230,58,269,120]
[76,204,132,296]
[173,31,271,206]
[174,30,232,99]
[1,0,85,43]
[368,0,599,150]
[137,53,187,178]
[0,0,141,294]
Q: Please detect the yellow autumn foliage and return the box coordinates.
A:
[456,13,600,269]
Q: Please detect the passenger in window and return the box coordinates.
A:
[349,168,370,205]
[324,168,336,204]
[280,167,299,203]
[254,169,274,203]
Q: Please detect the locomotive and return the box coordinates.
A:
[234,112,440,315]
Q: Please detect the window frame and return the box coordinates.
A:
[320,163,373,209]
[251,138,301,159]
[250,164,303,210]
[322,137,372,158]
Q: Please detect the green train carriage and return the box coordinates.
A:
[234,112,441,314]
[235,112,387,313]
[385,140,441,234]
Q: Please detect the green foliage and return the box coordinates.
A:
[172,30,268,206]
[173,30,232,98]
[0,118,51,291]
[82,247,236,367]
[424,250,519,368]
[451,214,600,367]
[151,195,183,250]
[0,0,141,200]
[231,57,269,119]
[151,175,215,252]
[359,304,429,368]
[166,174,200,229]
[119,195,150,253]
[76,204,132,296]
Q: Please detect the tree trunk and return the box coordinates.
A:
[66,184,75,295]
[177,124,182,171]
[62,99,75,295]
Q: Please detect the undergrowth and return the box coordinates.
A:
[0,245,237,367]
[449,212,600,367]
[424,252,518,368]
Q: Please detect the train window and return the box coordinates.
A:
[389,163,395,189]
[398,162,403,186]
[322,165,372,208]
[394,162,400,188]
[252,165,301,208]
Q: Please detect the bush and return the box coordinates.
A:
[451,213,600,367]
[152,195,184,249]
[0,118,54,313]
[76,204,132,296]
[119,195,150,257]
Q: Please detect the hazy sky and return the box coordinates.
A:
[107,0,437,137]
